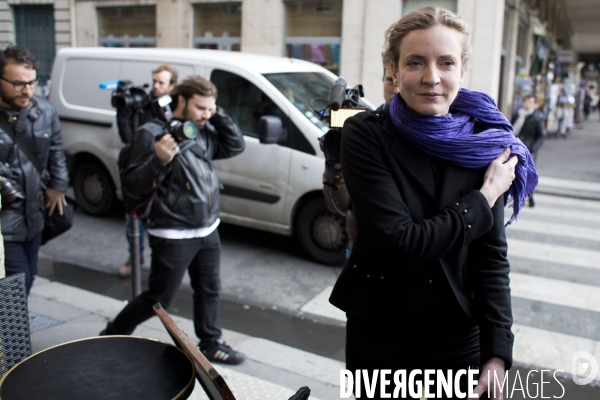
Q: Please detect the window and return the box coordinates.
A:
[264,72,334,134]
[284,1,342,74]
[193,3,241,51]
[98,7,156,48]
[13,5,55,85]
[210,70,285,138]
[402,0,457,15]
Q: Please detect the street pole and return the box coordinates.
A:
[129,212,142,297]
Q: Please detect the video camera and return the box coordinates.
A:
[151,95,199,142]
[99,80,150,112]
[316,76,370,165]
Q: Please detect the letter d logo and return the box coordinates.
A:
[572,351,598,385]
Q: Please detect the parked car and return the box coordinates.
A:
[50,47,366,265]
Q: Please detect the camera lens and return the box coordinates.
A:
[1,179,21,204]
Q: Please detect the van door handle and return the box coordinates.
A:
[259,184,274,190]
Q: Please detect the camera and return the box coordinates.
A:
[152,94,199,142]
[99,80,150,112]
[100,79,150,111]
[0,178,24,204]
[316,76,369,165]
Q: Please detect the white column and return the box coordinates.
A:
[340,0,366,87]
[358,0,401,106]
[74,1,97,47]
[156,0,192,48]
[241,0,284,56]
[458,0,505,103]
[54,0,72,49]
[0,0,14,49]
[499,0,520,116]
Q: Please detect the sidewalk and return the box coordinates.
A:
[28,276,342,400]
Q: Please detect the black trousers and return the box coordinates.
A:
[108,230,222,344]
[346,315,482,399]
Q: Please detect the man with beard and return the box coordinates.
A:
[0,45,69,294]
[101,76,247,365]
[116,64,178,278]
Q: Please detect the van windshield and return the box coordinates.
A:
[263,72,335,134]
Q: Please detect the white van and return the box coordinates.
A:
[50,47,356,265]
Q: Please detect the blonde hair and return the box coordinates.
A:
[383,6,472,74]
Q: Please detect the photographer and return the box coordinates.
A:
[101,76,247,365]
[322,62,398,256]
[0,45,69,294]
[116,64,178,145]
[116,64,178,278]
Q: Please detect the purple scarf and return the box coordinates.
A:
[389,88,538,225]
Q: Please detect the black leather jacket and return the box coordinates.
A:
[122,107,245,229]
[0,96,69,241]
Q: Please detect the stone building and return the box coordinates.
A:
[0,0,597,114]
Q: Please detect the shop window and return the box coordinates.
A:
[194,3,241,51]
[402,0,457,15]
[284,1,342,74]
[98,6,156,48]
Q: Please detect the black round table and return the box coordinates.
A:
[0,336,195,400]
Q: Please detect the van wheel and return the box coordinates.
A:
[73,162,115,216]
[296,198,347,265]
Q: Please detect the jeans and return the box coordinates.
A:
[107,230,222,344]
[125,213,144,257]
[4,233,43,295]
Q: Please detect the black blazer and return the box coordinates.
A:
[329,109,513,368]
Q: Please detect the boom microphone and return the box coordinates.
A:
[329,76,347,111]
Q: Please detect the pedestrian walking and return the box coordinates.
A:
[101,76,247,365]
[511,94,546,207]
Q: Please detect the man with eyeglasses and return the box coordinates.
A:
[0,45,69,294]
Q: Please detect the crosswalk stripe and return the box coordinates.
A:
[507,219,600,242]
[515,205,600,223]
[508,238,600,270]
[511,272,600,313]
[512,324,600,381]
[532,193,600,211]
[538,176,600,193]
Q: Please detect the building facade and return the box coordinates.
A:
[0,0,587,115]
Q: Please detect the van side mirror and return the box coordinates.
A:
[258,115,284,144]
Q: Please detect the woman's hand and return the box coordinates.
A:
[480,148,518,208]
[472,357,506,399]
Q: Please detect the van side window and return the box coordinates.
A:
[210,69,285,139]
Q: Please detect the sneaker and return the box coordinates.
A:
[199,339,246,365]
[117,256,144,278]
